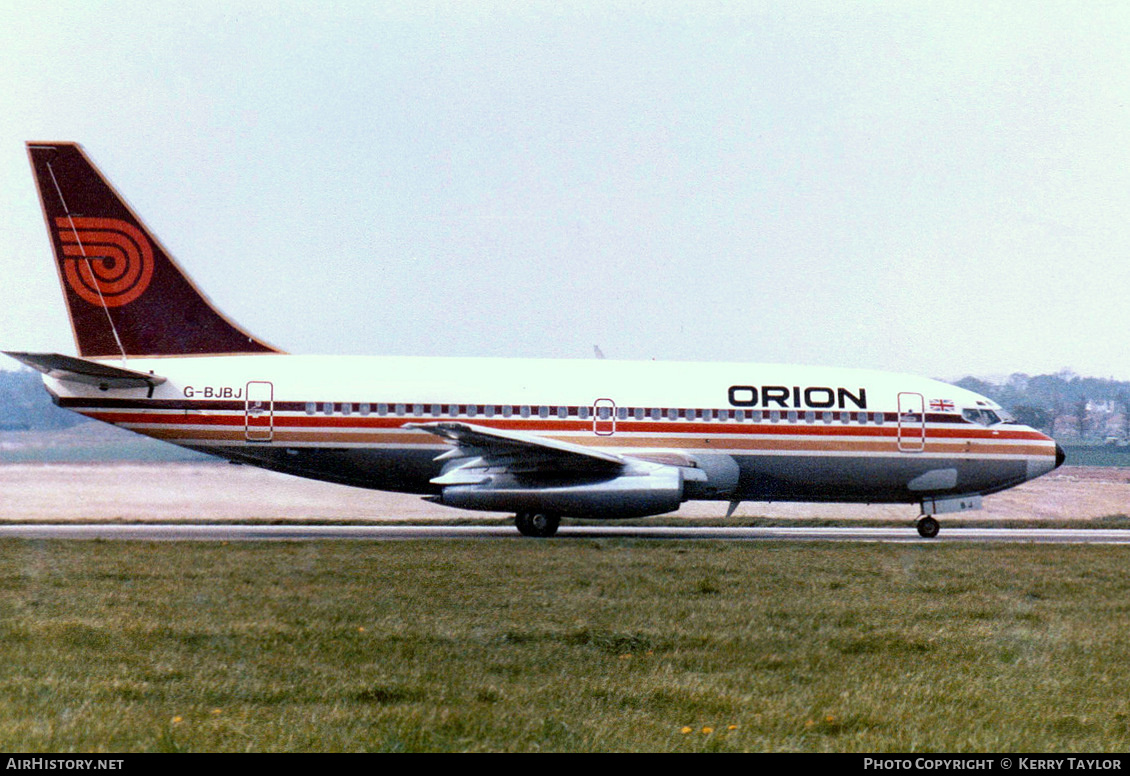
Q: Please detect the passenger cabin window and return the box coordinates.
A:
[558,406,568,419]
[305,402,316,415]
[360,403,371,416]
[395,403,406,416]
[322,402,333,416]
[539,406,550,419]
[578,406,590,420]
[341,403,352,416]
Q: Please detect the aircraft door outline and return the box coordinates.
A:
[897,391,925,452]
[245,381,274,442]
[593,398,616,436]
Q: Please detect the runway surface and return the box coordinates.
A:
[2,524,1130,544]
[3,464,1128,523]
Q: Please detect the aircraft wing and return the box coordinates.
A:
[3,351,166,389]
[404,421,625,479]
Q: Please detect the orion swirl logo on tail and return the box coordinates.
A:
[54,217,154,307]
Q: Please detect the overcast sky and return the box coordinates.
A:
[2,1,1128,380]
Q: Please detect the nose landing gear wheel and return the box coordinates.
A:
[515,512,561,538]
[916,515,940,539]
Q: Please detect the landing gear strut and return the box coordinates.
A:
[915,515,940,539]
[515,512,560,538]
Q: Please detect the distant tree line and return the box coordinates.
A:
[0,369,85,431]
[952,371,1130,441]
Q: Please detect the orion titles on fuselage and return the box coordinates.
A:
[6,142,1064,538]
[728,385,866,410]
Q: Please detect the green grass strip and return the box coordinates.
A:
[1,540,1129,752]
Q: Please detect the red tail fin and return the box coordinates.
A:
[26,142,281,358]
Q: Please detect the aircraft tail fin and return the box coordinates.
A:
[26,142,282,359]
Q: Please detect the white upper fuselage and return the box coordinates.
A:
[59,354,999,413]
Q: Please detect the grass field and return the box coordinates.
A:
[2,539,1130,752]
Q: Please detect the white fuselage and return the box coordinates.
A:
[45,354,1061,514]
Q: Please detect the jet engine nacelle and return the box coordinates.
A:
[680,453,740,500]
[436,464,685,519]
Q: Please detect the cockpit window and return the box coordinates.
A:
[963,408,1002,426]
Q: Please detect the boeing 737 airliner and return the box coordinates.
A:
[7,142,1064,537]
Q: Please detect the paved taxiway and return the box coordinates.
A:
[3,464,1128,523]
[2,524,1130,544]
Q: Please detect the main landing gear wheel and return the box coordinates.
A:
[916,515,940,539]
[515,512,561,538]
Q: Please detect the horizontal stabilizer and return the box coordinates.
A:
[3,351,166,389]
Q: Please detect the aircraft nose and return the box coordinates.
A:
[1055,443,1066,469]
